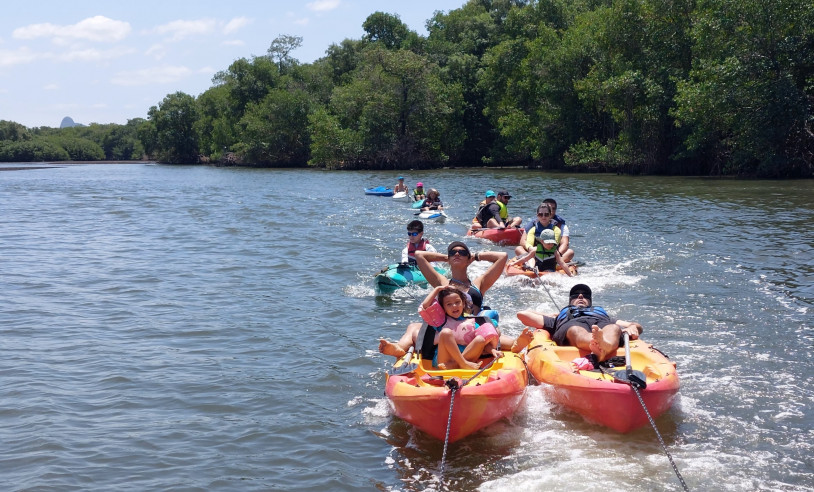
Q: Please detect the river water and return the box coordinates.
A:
[1,163,811,491]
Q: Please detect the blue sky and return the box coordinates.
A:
[0,0,465,129]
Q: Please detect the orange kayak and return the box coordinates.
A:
[505,263,578,277]
[525,330,679,433]
[385,352,528,442]
[466,227,523,246]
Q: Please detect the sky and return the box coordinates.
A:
[0,0,466,129]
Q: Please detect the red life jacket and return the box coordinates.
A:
[407,239,430,260]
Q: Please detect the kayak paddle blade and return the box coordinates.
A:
[613,369,648,389]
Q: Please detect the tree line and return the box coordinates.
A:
[2,0,812,177]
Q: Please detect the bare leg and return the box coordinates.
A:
[378,339,406,358]
[510,327,535,353]
[437,329,480,369]
[588,324,622,361]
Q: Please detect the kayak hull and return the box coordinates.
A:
[417,210,447,223]
[365,186,395,196]
[385,353,528,442]
[374,263,448,294]
[392,191,411,201]
[525,330,679,433]
[467,227,523,246]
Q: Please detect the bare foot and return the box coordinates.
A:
[463,359,482,370]
[378,339,406,358]
[511,328,534,353]
[589,325,616,361]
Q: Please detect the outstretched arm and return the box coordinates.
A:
[616,320,643,339]
[473,250,507,293]
[517,310,547,329]
[554,250,573,277]
[415,250,451,288]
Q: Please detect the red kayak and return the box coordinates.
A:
[525,330,679,433]
[466,227,523,246]
[385,352,528,442]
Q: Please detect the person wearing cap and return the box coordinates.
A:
[394,176,408,193]
[543,198,574,262]
[470,190,504,230]
[510,203,573,276]
[515,284,643,361]
[496,190,523,228]
[413,182,426,201]
[379,241,512,358]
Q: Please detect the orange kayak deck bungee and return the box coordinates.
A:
[385,352,528,442]
[505,263,578,277]
[525,330,679,433]
[466,227,523,246]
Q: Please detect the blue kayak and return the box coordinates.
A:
[373,263,449,294]
[365,186,395,196]
[411,199,424,209]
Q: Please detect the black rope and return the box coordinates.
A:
[629,384,690,491]
[438,357,498,485]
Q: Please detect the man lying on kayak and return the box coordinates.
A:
[514,284,642,361]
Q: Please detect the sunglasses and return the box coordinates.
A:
[537,213,551,217]
[449,249,470,257]
[407,231,420,236]
[569,292,591,300]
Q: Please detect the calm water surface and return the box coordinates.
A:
[1,163,812,491]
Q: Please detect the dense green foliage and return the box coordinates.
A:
[2,0,812,176]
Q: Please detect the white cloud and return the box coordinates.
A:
[153,19,217,41]
[306,0,340,12]
[222,39,245,47]
[57,46,135,63]
[13,16,131,43]
[111,65,193,86]
[43,83,59,90]
[0,47,41,67]
[223,17,252,35]
[145,43,167,60]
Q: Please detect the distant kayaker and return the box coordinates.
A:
[379,241,509,358]
[420,189,444,211]
[496,190,523,228]
[543,198,575,262]
[513,202,574,271]
[413,182,426,201]
[394,176,408,193]
[401,220,436,264]
[515,284,643,361]
[470,190,505,230]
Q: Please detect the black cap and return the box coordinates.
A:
[447,241,471,256]
[569,284,592,299]
[497,190,511,198]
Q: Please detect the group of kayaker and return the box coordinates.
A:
[471,190,523,230]
[379,189,643,371]
[396,177,443,212]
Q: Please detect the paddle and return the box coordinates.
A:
[613,332,647,389]
[388,346,417,376]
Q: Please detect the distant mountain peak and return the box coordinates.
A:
[60,116,77,128]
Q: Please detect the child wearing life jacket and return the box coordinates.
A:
[418,285,501,369]
[401,220,436,264]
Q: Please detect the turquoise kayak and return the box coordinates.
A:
[373,263,448,294]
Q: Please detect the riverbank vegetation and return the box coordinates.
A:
[2,0,812,177]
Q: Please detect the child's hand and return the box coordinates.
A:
[491,348,503,359]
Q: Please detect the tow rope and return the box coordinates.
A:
[438,357,497,484]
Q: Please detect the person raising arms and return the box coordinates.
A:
[378,241,508,358]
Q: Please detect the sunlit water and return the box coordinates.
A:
[1,163,811,491]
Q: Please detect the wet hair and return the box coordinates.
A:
[536,203,552,216]
[543,198,557,211]
[407,219,424,232]
[438,286,472,315]
[428,188,439,198]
